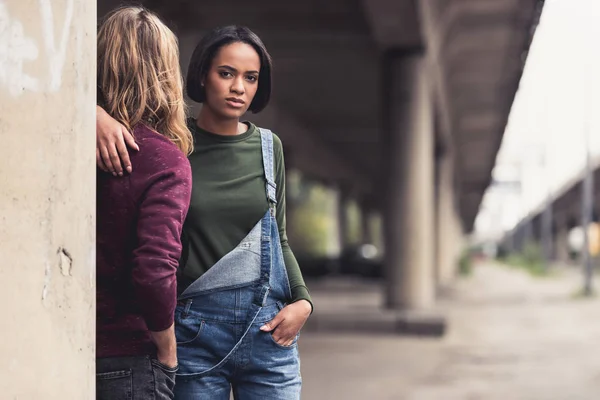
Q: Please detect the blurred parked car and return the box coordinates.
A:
[339,243,383,278]
[295,254,339,278]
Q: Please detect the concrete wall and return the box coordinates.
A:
[0,0,96,398]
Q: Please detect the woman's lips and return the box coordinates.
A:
[225,98,245,108]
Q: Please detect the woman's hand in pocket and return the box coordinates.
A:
[260,300,312,346]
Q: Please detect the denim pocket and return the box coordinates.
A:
[266,301,300,349]
[96,369,133,400]
[175,315,205,345]
[151,360,176,399]
[268,331,299,349]
[151,359,179,374]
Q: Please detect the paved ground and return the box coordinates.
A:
[298,262,600,400]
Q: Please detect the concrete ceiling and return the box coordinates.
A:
[98,0,544,232]
[525,163,600,233]
[435,0,545,229]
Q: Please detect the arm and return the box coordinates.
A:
[260,136,312,346]
[96,105,139,176]
[273,136,313,310]
[150,324,177,368]
[131,149,192,366]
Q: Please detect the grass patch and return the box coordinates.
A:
[458,249,473,276]
[499,242,551,277]
[504,255,548,276]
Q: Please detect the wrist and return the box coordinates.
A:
[294,299,312,316]
[156,350,177,368]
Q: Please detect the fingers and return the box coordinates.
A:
[96,149,109,172]
[270,327,298,347]
[115,142,132,174]
[114,128,134,174]
[123,128,140,152]
[108,142,124,176]
[263,312,297,346]
[96,105,137,175]
[260,312,285,332]
[100,146,117,176]
[119,127,138,174]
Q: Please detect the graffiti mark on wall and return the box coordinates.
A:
[0,0,74,96]
[0,3,40,96]
[39,0,74,92]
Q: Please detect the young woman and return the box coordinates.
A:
[96,26,312,399]
[95,7,193,400]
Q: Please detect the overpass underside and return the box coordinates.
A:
[97,0,543,310]
[0,0,545,396]
[503,163,600,264]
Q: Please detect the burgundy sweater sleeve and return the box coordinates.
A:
[131,144,192,332]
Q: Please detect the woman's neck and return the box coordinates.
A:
[197,108,247,136]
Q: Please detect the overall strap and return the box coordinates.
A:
[259,128,277,205]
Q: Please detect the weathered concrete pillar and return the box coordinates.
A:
[336,187,350,254]
[523,219,534,247]
[360,206,374,245]
[436,150,457,287]
[384,52,435,310]
[554,215,570,264]
[514,222,528,253]
[446,202,463,269]
[0,1,95,398]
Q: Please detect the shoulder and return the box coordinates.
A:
[130,125,191,182]
[271,132,284,165]
[255,125,284,154]
[272,132,283,152]
[256,127,285,176]
[133,125,190,169]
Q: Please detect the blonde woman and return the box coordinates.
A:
[95,7,193,400]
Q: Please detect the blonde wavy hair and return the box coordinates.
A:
[98,6,193,155]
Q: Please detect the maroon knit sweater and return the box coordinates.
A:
[96,124,192,359]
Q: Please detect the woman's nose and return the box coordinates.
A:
[230,77,245,94]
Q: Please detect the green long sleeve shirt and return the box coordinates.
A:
[179,119,312,306]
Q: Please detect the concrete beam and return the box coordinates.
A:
[256,106,372,191]
[361,0,422,49]
[418,0,455,148]
[176,33,372,193]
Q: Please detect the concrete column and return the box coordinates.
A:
[554,216,570,264]
[514,222,529,253]
[451,204,464,267]
[541,203,553,267]
[361,207,374,245]
[384,52,435,310]
[523,219,534,247]
[436,151,457,287]
[336,187,350,254]
[0,1,95,397]
[504,227,516,254]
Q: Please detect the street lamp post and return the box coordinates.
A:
[582,134,594,296]
[581,17,594,296]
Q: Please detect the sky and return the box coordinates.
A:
[474,0,600,239]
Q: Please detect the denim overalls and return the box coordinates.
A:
[173,129,302,400]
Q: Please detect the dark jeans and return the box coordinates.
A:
[97,355,177,400]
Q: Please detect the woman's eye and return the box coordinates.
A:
[219,71,233,78]
[246,75,258,82]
